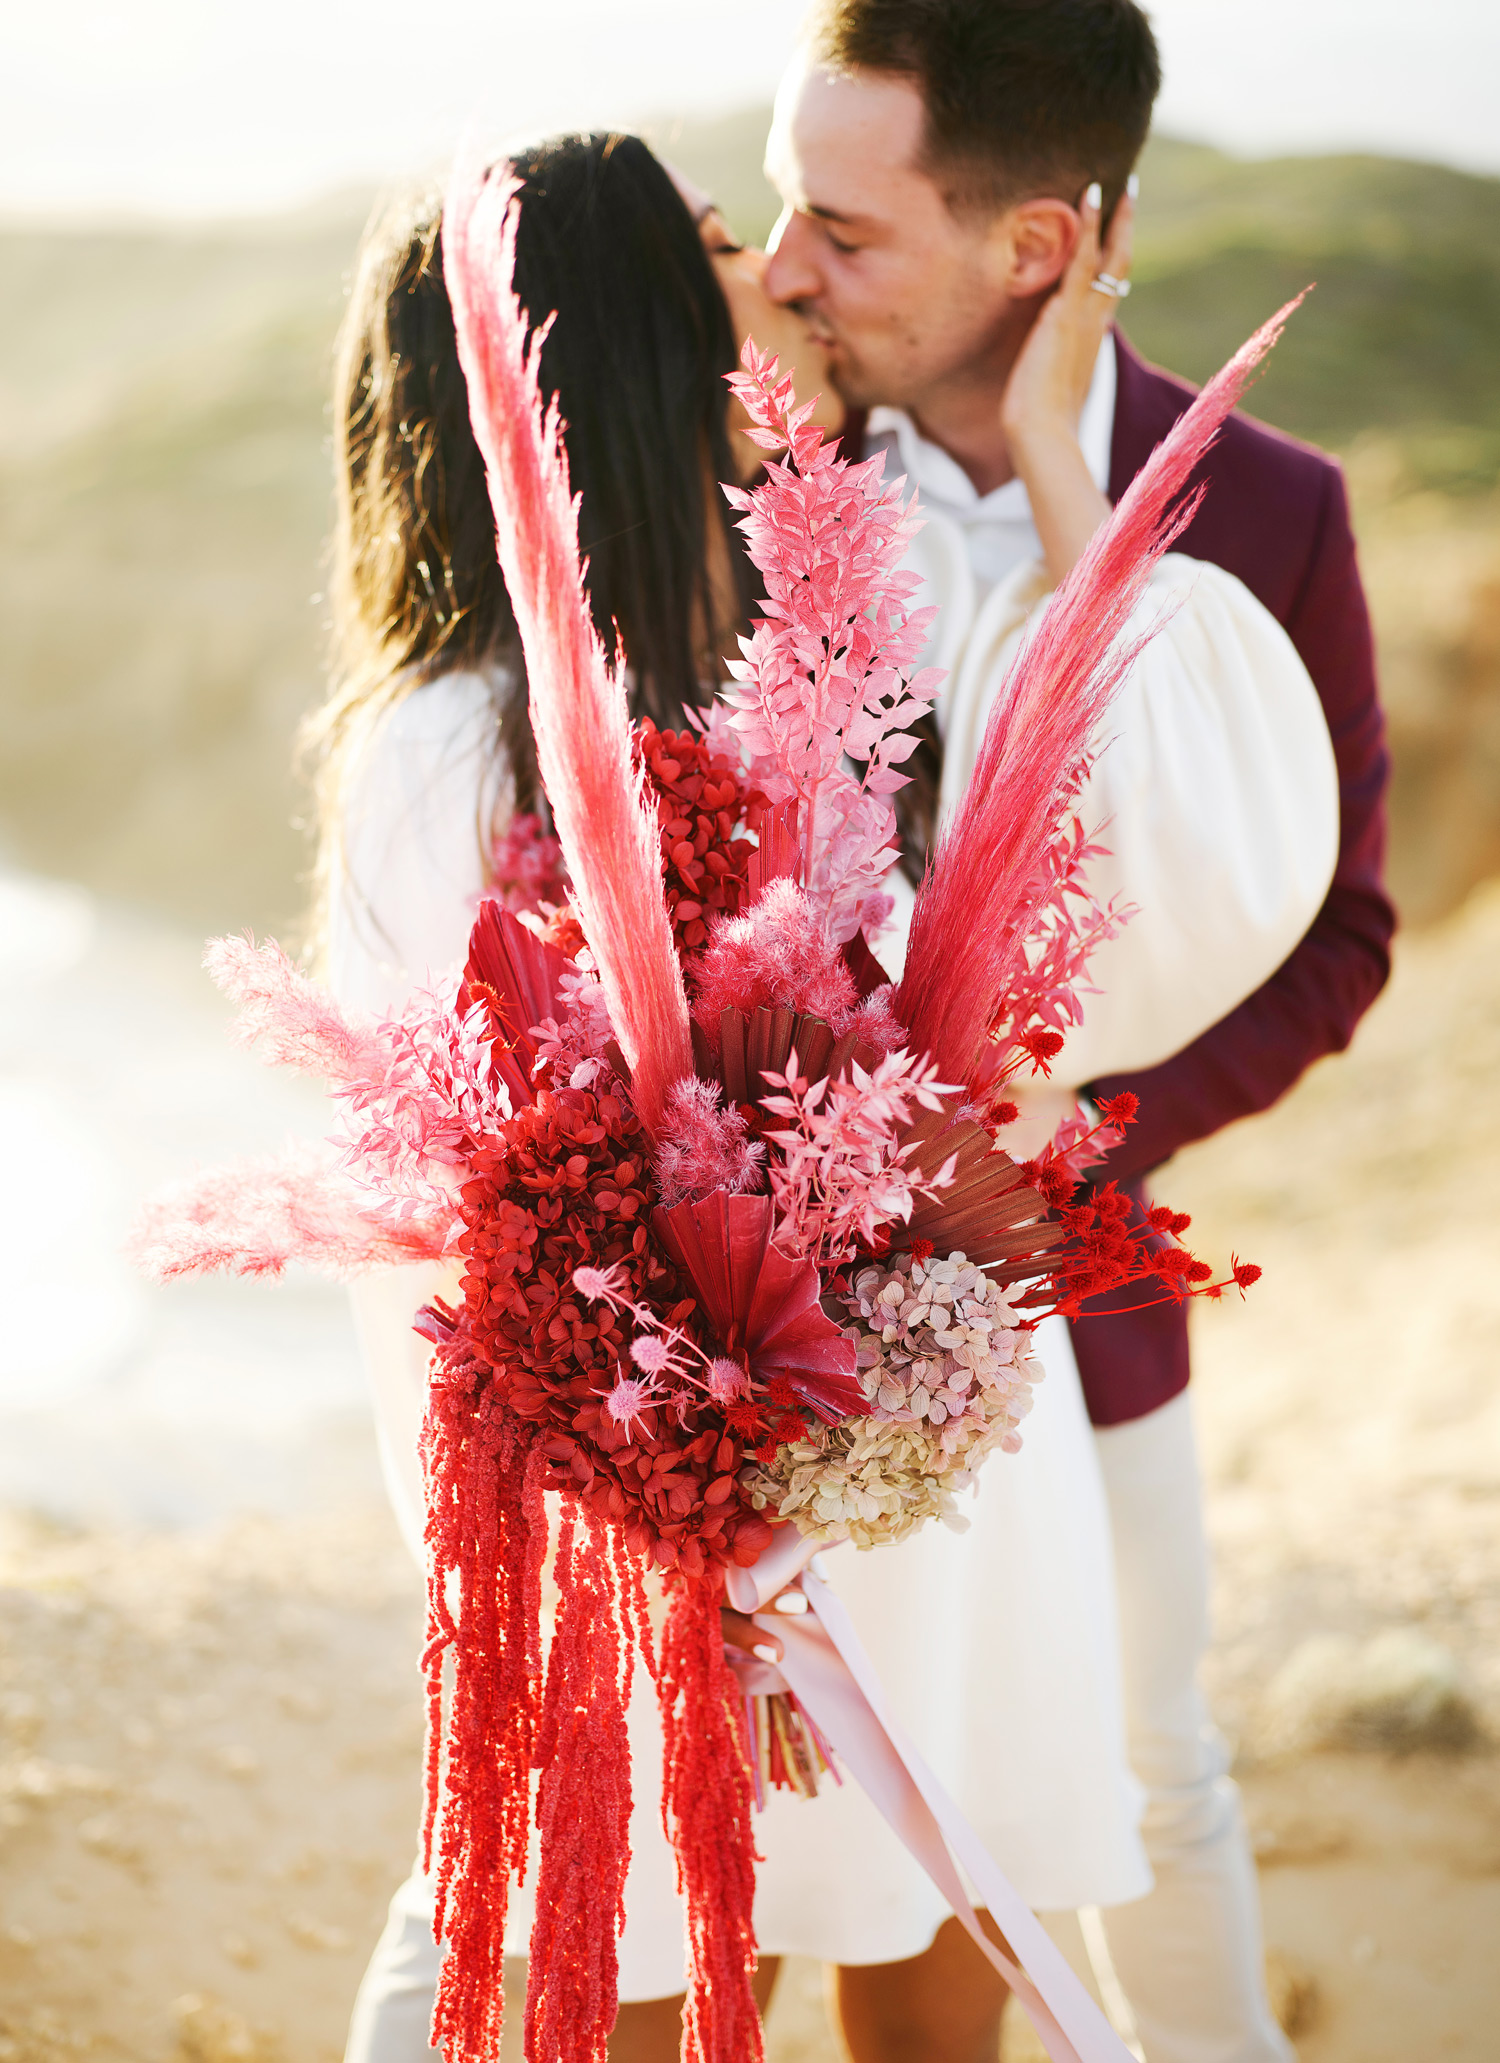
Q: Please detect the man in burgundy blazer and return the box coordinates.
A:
[1065,330,1393,2059]
[1072,333,1394,1425]
[764,5,1393,2060]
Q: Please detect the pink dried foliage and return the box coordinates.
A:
[442,161,692,1131]
[168,938,507,1280]
[897,295,1306,1086]
[722,345,942,944]
[653,1077,766,1210]
[680,696,746,764]
[759,1047,957,1271]
[687,878,856,1050]
[529,967,615,1087]
[205,935,389,1084]
[980,811,1134,1080]
[128,1141,457,1284]
[1040,1107,1126,1187]
[339,995,501,1203]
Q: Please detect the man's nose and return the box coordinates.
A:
[763,207,821,308]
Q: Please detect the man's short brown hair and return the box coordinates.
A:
[807,0,1160,218]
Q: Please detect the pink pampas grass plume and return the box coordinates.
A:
[206,935,389,1083]
[128,1141,458,1283]
[897,294,1307,1086]
[441,158,692,1133]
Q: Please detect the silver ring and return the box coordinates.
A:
[1090,271,1131,299]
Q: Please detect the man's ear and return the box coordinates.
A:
[999,198,1081,298]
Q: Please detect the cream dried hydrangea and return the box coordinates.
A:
[742,1250,1044,1549]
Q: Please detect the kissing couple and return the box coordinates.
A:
[318,3,1390,2059]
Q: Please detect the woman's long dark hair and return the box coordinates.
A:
[307,133,753,947]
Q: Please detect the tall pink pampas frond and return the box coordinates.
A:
[897,295,1306,1086]
[442,159,692,1132]
[127,1142,457,1284]
[205,935,389,1084]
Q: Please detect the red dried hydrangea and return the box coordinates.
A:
[513,723,766,971]
[537,906,588,959]
[637,719,765,954]
[455,1073,772,1576]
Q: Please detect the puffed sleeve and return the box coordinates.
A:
[934,553,1340,1088]
[326,669,511,1566]
[327,669,511,1016]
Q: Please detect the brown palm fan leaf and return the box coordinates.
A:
[889,1099,1064,1285]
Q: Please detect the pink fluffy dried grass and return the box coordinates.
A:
[653,1079,765,1209]
[206,935,388,1082]
[442,159,692,1133]
[688,878,856,1052]
[128,1141,456,1284]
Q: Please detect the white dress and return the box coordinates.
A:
[329,549,1337,1988]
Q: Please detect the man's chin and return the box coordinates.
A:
[828,358,880,414]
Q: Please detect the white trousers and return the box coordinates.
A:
[344,1866,444,2063]
[345,1391,1294,2063]
[1092,1392,1293,2063]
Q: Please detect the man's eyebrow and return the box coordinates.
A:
[804,201,875,229]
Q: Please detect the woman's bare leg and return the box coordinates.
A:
[606,1956,781,2062]
[606,1992,687,2063]
[835,1915,1010,2063]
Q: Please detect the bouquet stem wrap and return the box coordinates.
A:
[727,1542,1133,2063]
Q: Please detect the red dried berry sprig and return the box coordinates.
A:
[455,1075,772,1578]
[721,1372,812,1466]
[636,719,766,955]
[1043,1184,1261,1316]
[1018,1092,1259,1317]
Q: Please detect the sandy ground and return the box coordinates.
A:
[3,887,1499,2062]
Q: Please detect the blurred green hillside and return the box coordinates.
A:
[2,126,1498,937]
[0,202,362,939]
[1120,138,1500,492]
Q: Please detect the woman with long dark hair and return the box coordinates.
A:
[310,134,838,1008]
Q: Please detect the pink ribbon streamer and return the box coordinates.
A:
[725,1544,1135,2063]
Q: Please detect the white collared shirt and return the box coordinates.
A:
[866,334,1117,605]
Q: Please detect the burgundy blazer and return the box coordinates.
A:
[1066,334,1395,1424]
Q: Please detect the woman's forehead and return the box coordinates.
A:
[661,158,715,225]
